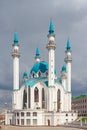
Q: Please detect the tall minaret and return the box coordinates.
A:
[12,33,20,109]
[46,20,56,111]
[46,20,56,86]
[64,39,72,111]
[64,39,72,92]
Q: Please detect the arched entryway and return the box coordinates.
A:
[48,119,50,126]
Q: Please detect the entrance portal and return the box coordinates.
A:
[48,119,50,126]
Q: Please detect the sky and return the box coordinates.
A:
[0,0,87,109]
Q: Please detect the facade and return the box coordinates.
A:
[5,21,77,126]
[72,95,87,117]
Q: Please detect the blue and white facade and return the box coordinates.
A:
[5,21,77,126]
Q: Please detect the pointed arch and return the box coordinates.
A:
[23,89,27,109]
[57,89,61,111]
[34,87,39,102]
[42,88,45,108]
[28,86,31,108]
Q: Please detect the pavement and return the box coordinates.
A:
[0,125,85,130]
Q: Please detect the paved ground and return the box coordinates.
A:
[1,125,85,130]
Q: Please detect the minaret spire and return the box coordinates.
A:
[35,48,40,62]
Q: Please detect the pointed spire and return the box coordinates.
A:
[66,38,71,51]
[14,32,19,45]
[62,65,66,72]
[35,48,40,58]
[49,20,54,34]
[35,48,40,62]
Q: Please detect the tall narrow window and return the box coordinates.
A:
[42,88,45,108]
[34,87,39,102]
[42,88,45,101]
[28,87,30,108]
[57,89,61,111]
[38,72,41,77]
[23,89,27,109]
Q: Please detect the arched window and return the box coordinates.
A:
[28,87,30,108]
[34,87,39,102]
[57,89,61,112]
[42,88,45,101]
[46,72,48,77]
[42,88,45,108]
[23,89,27,109]
[32,73,35,78]
[38,72,41,77]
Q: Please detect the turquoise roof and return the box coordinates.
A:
[49,20,54,34]
[35,48,40,58]
[66,39,71,51]
[14,32,19,45]
[25,77,48,87]
[25,80,36,87]
[62,65,66,72]
[30,61,48,74]
[23,72,28,79]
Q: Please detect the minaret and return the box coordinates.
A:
[46,20,56,111]
[46,20,56,86]
[64,39,72,92]
[12,33,20,109]
[35,48,40,62]
[64,39,72,111]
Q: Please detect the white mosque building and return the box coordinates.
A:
[5,21,77,126]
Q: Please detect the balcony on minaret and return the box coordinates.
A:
[64,55,72,63]
[46,41,56,50]
[12,48,20,58]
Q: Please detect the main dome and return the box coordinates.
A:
[30,61,48,75]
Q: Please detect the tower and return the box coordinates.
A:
[46,20,56,86]
[12,32,20,109]
[64,39,72,111]
[46,20,56,111]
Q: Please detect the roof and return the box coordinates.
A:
[30,61,48,74]
[14,32,19,45]
[25,77,48,87]
[66,38,71,51]
[73,95,87,100]
[23,72,28,79]
[62,65,66,72]
[49,20,54,34]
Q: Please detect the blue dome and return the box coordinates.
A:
[23,72,28,79]
[30,61,48,74]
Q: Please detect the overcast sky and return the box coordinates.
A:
[0,0,87,109]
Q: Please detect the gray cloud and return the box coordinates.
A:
[0,0,87,107]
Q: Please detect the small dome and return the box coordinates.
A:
[23,72,28,79]
[62,65,66,72]
[30,61,48,75]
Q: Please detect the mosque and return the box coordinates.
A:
[5,21,77,126]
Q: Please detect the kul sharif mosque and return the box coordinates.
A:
[5,21,77,126]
